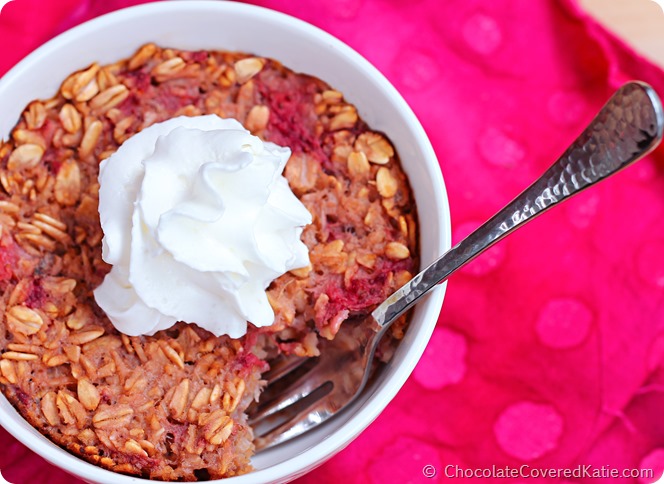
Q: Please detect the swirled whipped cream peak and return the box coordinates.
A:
[94,115,312,338]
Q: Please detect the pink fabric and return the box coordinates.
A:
[1,0,664,482]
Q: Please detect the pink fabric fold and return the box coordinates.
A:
[1,0,663,482]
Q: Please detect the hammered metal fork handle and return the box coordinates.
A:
[372,81,664,328]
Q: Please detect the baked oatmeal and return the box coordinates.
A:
[0,44,418,480]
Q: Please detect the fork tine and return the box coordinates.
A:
[249,364,327,424]
[253,383,334,450]
[262,353,309,385]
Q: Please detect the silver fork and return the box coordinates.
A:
[249,81,664,450]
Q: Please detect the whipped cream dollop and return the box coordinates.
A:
[94,115,312,338]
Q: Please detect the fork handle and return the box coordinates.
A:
[372,81,664,328]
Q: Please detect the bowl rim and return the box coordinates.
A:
[0,1,452,483]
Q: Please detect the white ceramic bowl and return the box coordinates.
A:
[0,2,451,482]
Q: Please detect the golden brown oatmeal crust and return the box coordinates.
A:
[0,44,418,480]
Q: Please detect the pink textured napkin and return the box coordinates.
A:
[1,0,664,483]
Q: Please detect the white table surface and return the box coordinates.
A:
[581,0,664,68]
